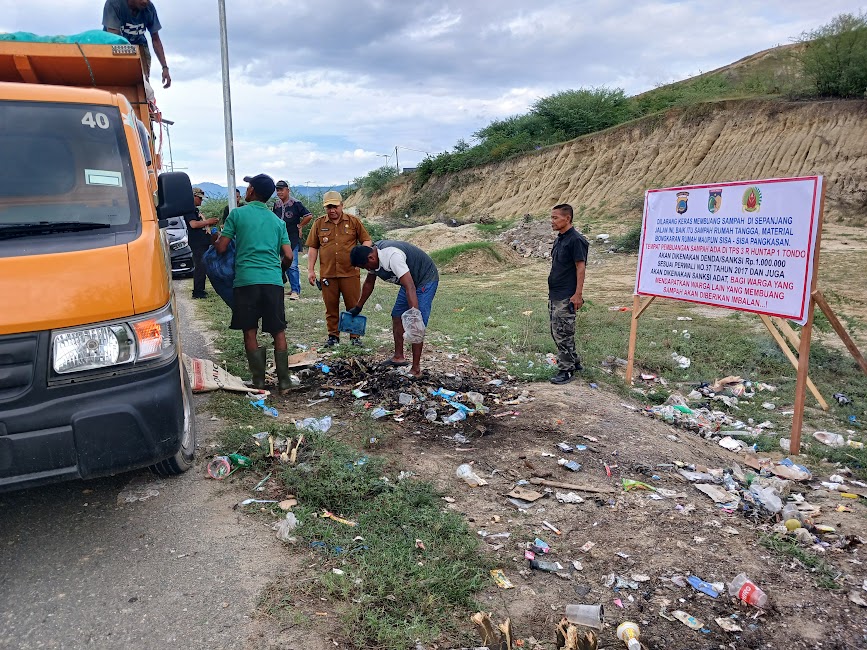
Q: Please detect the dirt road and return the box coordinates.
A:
[0,289,291,650]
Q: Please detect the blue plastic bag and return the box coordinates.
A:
[203,242,235,309]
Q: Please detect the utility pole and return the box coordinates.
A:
[218,0,236,210]
[394,145,399,174]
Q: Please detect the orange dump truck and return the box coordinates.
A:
[0,41,197,490]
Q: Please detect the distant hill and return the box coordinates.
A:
[195,182,348,202]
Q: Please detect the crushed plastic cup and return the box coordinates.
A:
[424,408,438,422]
[207,456,232,480]
[565,603,604,630]
[728,573,768,608]
[445,410,467,424]
[456,463,487,487]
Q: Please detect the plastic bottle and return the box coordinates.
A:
[616,622,641,650]
[781,503,802,523]
[728,573,768,608]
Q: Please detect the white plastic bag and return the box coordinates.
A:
[401,307,426,344]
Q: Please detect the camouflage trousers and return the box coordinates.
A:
[549,298,582,372]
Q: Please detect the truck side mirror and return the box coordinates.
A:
[156,172,195,227]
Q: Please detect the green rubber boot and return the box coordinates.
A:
[245,346,267,389]
[275,349,293,393]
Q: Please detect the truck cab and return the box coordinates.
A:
[0,41,197,490]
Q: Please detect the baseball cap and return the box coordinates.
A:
[275,180,289,189]
[243,174,276,200]
[192,187,205,198]
[323,190,343,207]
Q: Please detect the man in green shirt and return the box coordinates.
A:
[215,174,294,392]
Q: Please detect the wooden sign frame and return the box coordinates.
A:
[625,181,867,454]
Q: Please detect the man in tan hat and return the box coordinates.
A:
[306,190,372,346]
[185,186,218,299]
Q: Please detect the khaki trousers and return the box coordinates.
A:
[322,276,361,337]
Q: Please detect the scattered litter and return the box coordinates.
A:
[833,392,852,405]
[672,610,703,630]
[273,512,299,542]
[207,454,251,480]
[694,483,738,506]
[728,573,768,608]
[239,498,277,506]
[351,389,369,398]
[671,353,691,369]
[490,569,514,589]
[715,617,743,633]
[580,541,596,553]
[250,399,278,418]
[687,575,720,598]
[813,431,845,447]
[558,459,582,472]
[530,559,563,572]
[556,492,585,504]
[542,520,562,535]
[505,487,541,503]
[718,436,745,452]
[456,464,488,487]
[321,510,356,527]
[295,416,332,433]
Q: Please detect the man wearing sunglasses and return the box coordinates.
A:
[306,191,372,347]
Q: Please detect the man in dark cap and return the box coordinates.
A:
[273,180,313,300]
[215,174,294,392]
[185,186,217,299]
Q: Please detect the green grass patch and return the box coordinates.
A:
[759,534,842,590]
[429,242,503,267]
[475,218,516,236]
[213,422,489,649]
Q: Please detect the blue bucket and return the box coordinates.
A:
[339,311,367,336]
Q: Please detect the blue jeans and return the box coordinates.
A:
[392,281,438,325]
[287,245,301,294]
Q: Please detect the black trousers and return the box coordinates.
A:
[192,246,208,296]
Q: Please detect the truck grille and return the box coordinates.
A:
[0,333,37,402]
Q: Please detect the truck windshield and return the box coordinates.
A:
[0,102,139,237]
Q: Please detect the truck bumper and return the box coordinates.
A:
[0,356,186,492]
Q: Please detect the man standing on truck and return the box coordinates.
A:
[185,187,218,299]
[306,191,372,347]
[214,174,295,393]
[273,181,313,301]
[547,203,588,385]
[102,0,171,88]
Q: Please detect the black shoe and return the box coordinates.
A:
[350,338,364,348]
[324,336,339,347]
[192,292,207,299]
[550,370,574,385]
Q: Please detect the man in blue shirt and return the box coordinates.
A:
[102,0,171,88]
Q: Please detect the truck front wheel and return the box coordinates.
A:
[150,361,196,476]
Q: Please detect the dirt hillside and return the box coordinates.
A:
[353,99,867,224]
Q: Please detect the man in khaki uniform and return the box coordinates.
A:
[306,190,372,346]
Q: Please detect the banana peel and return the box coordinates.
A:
[471,612,497,648]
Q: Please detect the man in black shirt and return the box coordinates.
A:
[273,180,313,300]
[547,203,588,384]
[185,187,218,299]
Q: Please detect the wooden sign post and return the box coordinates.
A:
[626,177,866,454]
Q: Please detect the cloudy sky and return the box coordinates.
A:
[4,1,865,187]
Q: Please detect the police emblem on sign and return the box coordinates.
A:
[675,192,689,214]
[708,189,722,214]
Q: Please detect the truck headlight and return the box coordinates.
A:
[51,303,177,375]
[53,325,135,374]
